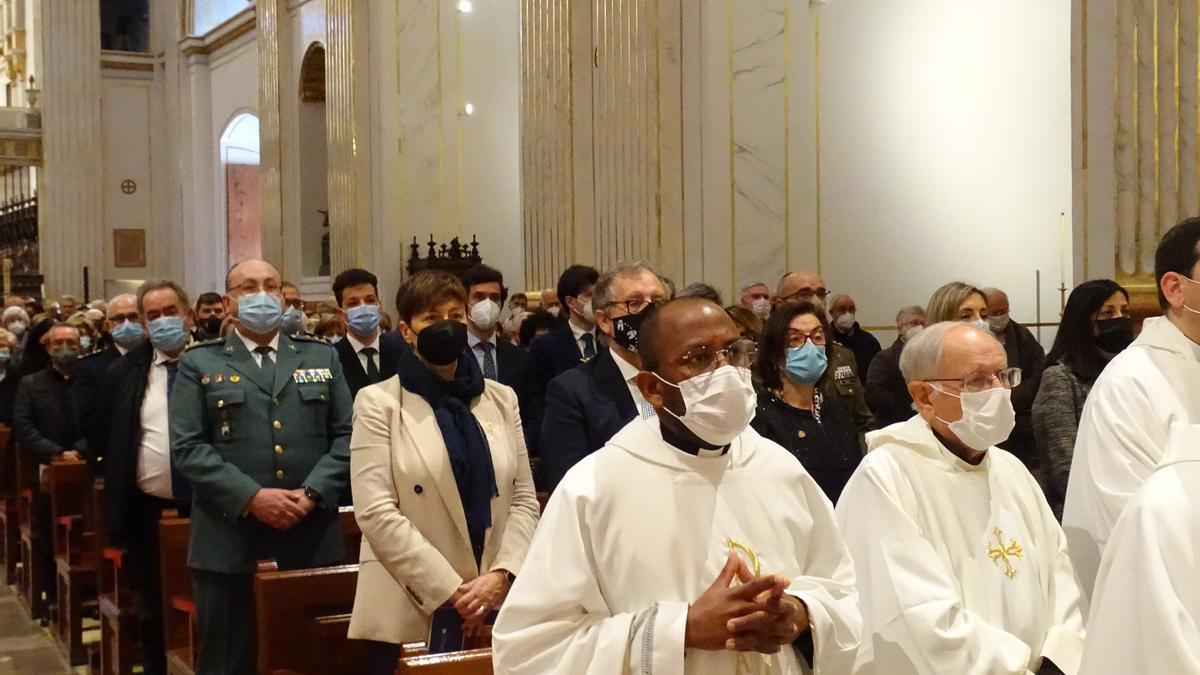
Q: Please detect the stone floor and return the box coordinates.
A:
[0,578,80,675]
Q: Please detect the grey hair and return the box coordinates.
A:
[895,304,926,326]
[739,280,768,296]
[136,280,192,314]
[593,260,661,310]
[829,294,852,307]
[899,321,961,383]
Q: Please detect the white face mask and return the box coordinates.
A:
[931,385,1015,451]
[833,312,856,333]
[577,299,595,326]
[654,365,757,447]
[900,325,924,343]
[469,299,501,330]
[750,298,771,319]
[7,320,26,336]
[987,313,1011,333]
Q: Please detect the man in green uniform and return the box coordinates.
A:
[170,259,352,675]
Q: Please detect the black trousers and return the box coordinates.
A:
[32,493,56,612]
[123,492,173,675]
[362,640,402,675]
[191,569,256,675]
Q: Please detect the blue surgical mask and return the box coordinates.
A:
[784,341,828,386]
[237,291,282,334]
[80,336,93,352]
[111,320,146,350]
[346,303,381,337]
[971,319,990,332]
[149,316,189,353]
[279,306,305,335]
[0,350,12,365]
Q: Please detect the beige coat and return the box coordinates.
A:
[346,375,539,644]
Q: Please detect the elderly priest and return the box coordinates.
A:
[836,321,1086,675]
[492,296,861,674]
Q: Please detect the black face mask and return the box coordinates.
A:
[611,309,650,353]
[1095,316,1134,354]
[417,320,468,366]
[200,315,223,338]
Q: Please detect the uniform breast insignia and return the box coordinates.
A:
[230,374,241,383]
[216,373,224,383]
[293,368,333,384]
[987,527,1024,579]
[834,365,855,382]
[201,374,211,385]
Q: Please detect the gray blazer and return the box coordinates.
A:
[1031,363,1092,519]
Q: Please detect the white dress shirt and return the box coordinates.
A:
[346,331,382,373]
[569,320,596,359]
[611,349,655,419]
[137,348,178,499]
[237,329,280,365]
[467,331,498,374]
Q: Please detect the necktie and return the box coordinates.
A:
[479,342,497,380]
[165,360,179,395]
[255,345,275,384]
[362,347,380,383]
[580,333,596,361]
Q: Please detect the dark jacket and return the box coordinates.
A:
[1031,363,1092,520]
[996,319,1045,463]
[73,344,123,462]
[751,387,861,504]
[526,323,594,454]
[865,340,914,427]
[538,348,636,494]
[0,360,21,425]
[95,342,193,538]
[831,323,882,383]
[334,330,408,400]
[14,366,83,482]
[465,337,536,444]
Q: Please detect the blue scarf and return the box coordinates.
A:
[398,350,496,563]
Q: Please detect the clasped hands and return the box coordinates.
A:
[686,549,811,654]
[246,487,317,530]
[449,570,511,637]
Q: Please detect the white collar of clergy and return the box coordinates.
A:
[867,416,992,474]
[606,416,758,473]
[1137,316,1200,363]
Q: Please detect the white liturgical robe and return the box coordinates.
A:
[835,417,1086,675]
[1062,315,1200,597]
[1080,423,1200,674]
[492,418,862,675]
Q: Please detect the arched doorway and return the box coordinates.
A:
[220,111,261,267]
[298,42,328,277]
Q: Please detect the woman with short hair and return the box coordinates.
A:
[348,270,539,674]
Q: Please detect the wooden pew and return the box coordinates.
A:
[95,479,144,675]
[396,649,494,675]
[158,517,195,675]
[0,426,16,585]
[253,563,363,675]
[46,458,98,665]
[14,440,47,621]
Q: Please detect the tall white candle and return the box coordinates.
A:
[1060,212,1070,288]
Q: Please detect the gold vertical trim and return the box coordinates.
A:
[814,8,823,274]
[727,0,736,294]
[782,0,791,273]
[1082,0,1090,279]
[455,0,465,232]
[435,0,446,241]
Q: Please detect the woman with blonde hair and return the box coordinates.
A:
[925,281,989,328]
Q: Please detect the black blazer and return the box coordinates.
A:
[537,348,637,494]
[73,345,122,461]
[96,342,192,538]
[13,367,81,484]
[465,338,537,448]
[335,330,409,400]
[526,323,593,455]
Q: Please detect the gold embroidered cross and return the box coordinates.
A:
[726,539,769,675]
[987,527,1024,579]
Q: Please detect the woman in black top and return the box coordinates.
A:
[751,301,862,503]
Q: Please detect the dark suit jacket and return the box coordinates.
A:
[95,342,193,538]
[537,348,637,494]
[0,361,21,425]
[526,323,592,455]
[865,340,914,427]
[466,338,536,448]
[335,331,408,400]
[13,367,82,483]
[73,345,122,462]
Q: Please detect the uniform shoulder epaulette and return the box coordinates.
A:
[78,349,106,360]
[186,338,225,351]
[291,334,330,345]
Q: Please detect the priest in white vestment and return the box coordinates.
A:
[493,297,861,674]
[836,322,1086,675]
[1080,422,1200,674]
[1063,220,1200,597]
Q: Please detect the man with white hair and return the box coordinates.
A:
[74,294,143,461]
[738,281,772,319]
[836,322,1085,675]
[2,305,29,346]
[865,305,927,427]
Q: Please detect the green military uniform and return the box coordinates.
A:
[820,343,875,449]
[169,330,352,675]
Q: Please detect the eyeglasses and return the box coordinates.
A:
[786,328,826,348]
[605,297,664,315]
[229,279,282,295]
[677,339,758,377]
[778,287,831,304]
[927,367,1022,393]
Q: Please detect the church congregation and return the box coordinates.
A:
[5,1,1200,674]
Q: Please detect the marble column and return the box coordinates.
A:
[37,0,103,298]
[325,0,373,275]
[257,0,285,267]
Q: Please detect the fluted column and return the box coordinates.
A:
[257,0,285,267]
[37,0,102,298]
[325,0,371,274]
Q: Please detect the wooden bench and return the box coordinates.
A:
[159,517,194,675]
[254,563,363,675]
[95,479,145,675]
[0,426,16,585]
[46,458,98,665]
[396,648,494,674]
[14,440,47,621]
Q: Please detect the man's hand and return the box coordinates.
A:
[285,488,318,516]
[726,591,810,653]
[685,551,789,651]
[57,450,83,462]
[246,488,308,530]
[454,570,511,631]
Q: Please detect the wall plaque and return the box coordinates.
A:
[113,229,146,268]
